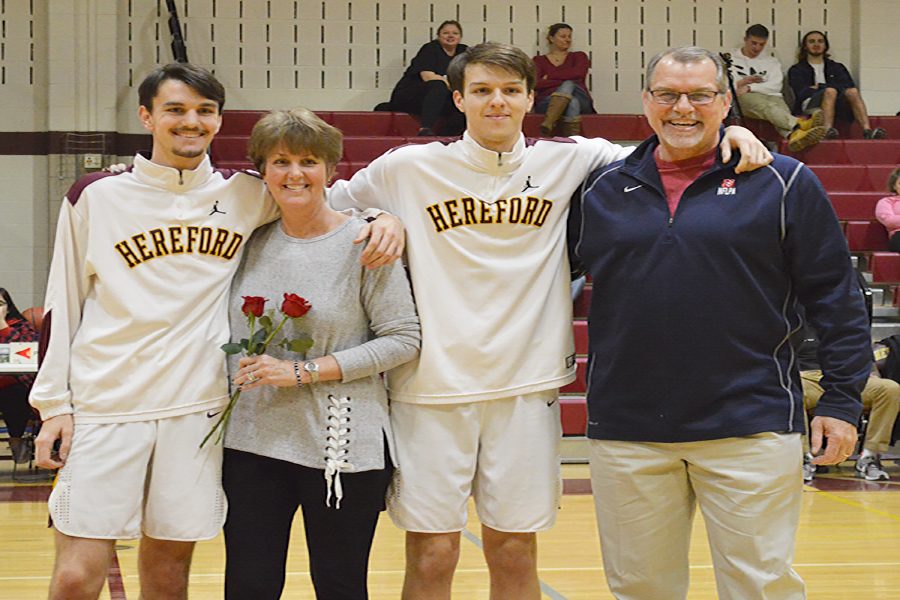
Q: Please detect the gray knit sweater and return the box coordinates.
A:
[224,218,420,476]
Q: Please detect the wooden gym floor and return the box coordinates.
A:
[1,462,898,599]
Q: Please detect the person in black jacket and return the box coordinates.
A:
[388,20,467,136]
[788,31,887,140]
[570,46,871,600]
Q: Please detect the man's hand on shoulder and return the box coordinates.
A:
[34,413,74,469]
[720,126,773,173]
[354,213,405,269]
[809,415,858,466]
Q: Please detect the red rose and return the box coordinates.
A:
[241,296,266,317]
[281,293,311,318]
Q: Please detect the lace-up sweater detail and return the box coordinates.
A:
[324,394,354,507]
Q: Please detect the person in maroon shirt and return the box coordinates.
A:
[0,287,38,463]
[532,23,595,136]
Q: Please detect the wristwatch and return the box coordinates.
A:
[302,360,320,384]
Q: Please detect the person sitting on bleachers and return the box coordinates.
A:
[788,30,887,140]
[795,324,898,481]
[728,24,827,152]
[0,287,39,464]
[532,23,595,137]
[875,168,900,252]
[387,20,467,137]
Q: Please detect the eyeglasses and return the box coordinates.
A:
[648,90,723,105]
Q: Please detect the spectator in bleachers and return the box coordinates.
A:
[222,107,420,600]
[795,324,898,482]
[569,46,870,599]
[728,24,827,152]
[388,20,467,136]
[875,167,900,252]
[532,23,595,136]
[788,31,887,140]
[0,287,38,464]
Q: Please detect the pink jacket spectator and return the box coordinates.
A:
[875,195,900,238]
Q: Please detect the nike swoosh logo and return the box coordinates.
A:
[624,185,642,192]
[206,411,222,419]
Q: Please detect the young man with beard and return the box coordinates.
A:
[728,24,827,151]
[788,30,887,140]
[329,41,771,600]
[570,46,870,599]
[30,63,400,600]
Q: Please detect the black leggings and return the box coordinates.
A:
[223,448,393,600]
[390,80,464,134]
[890,232,900,253]
[0,383,33,437]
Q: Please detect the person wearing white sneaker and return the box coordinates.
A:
[796,324,899,482]
[855,452,891,481]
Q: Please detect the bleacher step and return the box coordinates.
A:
[561,436,589,464]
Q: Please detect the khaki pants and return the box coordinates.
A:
[736,92,797,138]
[590,433,805,600]
[801,371,900,454]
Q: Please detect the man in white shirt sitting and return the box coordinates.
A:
[729,24,826,151]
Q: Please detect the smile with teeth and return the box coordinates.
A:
[173,130,204,138]
[667,120,699,129]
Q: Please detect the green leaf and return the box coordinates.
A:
[288,338,314,353]
[259,315,273,330]
[220,343,243,354]
[239,338,249,350]
[252,328,267,345]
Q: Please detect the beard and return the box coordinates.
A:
[172,147,206,159]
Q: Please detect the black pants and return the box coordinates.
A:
[223,448,393,600]
[0,383,33,437]
[889,232,900,253]
[390,80,464,134]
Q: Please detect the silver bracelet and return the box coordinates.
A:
[293,361,304,388]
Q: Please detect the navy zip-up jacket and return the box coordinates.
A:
[568,134,871,442]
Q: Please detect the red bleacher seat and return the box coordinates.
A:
[573,320,588,355]
[870,252,900,283]
[831,116,900,140]
[560,357,588,394]
[560,397,587,436]
[573,286,591,318]
[845,220,889,251]
[210,135,249,163]
[341,137,404,162]
[331,112,394,136]
[781,140,900,165]
[828,192,883,221]
[810,165,896,192]
[219,110,264,135]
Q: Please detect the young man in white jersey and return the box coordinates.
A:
[30,63,401,600]
[329,42,770,599]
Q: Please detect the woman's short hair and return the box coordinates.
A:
[887,167,900,194]
[447,42,536,94]
[247,108,343,174]
[0,287,24,322]
[547,23,572,40]
[138,63,226,112]
[437,20,463,36]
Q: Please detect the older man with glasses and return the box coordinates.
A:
[569,46,871,600]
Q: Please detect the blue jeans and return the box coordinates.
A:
[534,80,594,117]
